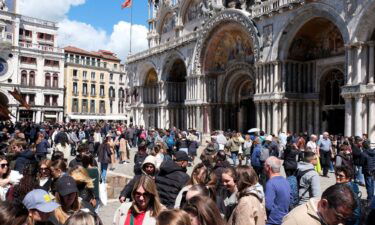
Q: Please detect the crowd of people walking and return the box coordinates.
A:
[0,120,375,225]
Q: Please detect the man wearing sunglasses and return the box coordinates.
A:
[283,184,356,225]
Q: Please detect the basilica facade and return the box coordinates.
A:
[125,0,375,142]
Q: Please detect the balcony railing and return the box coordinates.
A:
[19,41,63,53]
[21,15,57,28]
[251,0,304,18]
[1,32,13,44]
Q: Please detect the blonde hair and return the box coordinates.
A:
[69,166,94,189]
[64,211,102,225]
[156,209,191,225]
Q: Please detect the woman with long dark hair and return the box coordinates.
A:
[183,196,226,225]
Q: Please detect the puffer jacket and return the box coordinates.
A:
[228,185,266,225]
[155,160,190,208]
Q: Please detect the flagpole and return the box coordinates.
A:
[129,4,133,54]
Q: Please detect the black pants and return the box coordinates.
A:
[320,150,331,176]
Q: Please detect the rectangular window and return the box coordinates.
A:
[91,72,95,79]
[53,75,58,88]
[82,99,88,113]
[73,82,78,94]
[114,64,117,69]
[52,96,58,106]
[82,71,87,79]
[120,74,123,82]
[91,84,96,95]
[72,99,78,112]
[110,73,113,81]
[100,85,104,96]
[90,100,95,113]
[99,101,105,113]
[29,94,35,105]
[82,83,87,95]
[110,100,113,113]
[44,95,50,106]
[100,73,104,80]
[73,69,78,77]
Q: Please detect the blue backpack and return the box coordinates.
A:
[287,175,299,209]
[166,136,175,148]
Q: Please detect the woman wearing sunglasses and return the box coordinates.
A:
[37,159,53,192]
[114,175,164,225]
[0,155,10,201]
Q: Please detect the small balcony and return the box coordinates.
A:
[19,41,63,53]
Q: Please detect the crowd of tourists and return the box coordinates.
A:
[0,120,375,225]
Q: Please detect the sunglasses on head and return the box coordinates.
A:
[0,163,8,169]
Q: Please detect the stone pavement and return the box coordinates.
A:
[98,146,367,224]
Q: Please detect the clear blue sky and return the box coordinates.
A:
[67,0,149,33]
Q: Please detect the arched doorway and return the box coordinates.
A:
[202,21,255,132]
[320,69,345,134]
[286,17,345,134]
[166,59,187,129]
[144,68,158,128]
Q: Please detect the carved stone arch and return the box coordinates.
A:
[138,60,158,86]
[276,2,350,61]
[351,1,375,42]
[221,62,255,103]
[179,0,192,25]
[156,6,176,35]
[317,65,345,93]
[161,50,187,81]
[192,9,261,75]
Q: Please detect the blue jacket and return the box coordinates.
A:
[251,144,262,167]
[36,139,50,155]
[15,150,36,173]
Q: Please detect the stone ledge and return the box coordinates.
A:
[106,172,133,199]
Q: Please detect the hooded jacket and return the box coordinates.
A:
[361,148,375,176]
[297,162,321,205]
[119,155,157,200]
[228,185,266,225]
[155,160,190,208]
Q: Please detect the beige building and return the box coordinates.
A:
[64,46,127,122]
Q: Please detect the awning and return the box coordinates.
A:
[44,114,57,118]
[68,114,127,121]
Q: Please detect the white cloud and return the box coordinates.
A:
[18,0,85,22]
[18,0,148,61]
[57,19,148,61]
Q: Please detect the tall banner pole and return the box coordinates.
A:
[129,4,133,54]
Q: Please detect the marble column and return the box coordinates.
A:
[369,42,375,84]
[307,102,313,134]
[270,64,274,93]
[256,102,261,130]
[282,101,287,132]
[274,62,279,92]
[354,95,363,137]
[362,97,368,136]
[368,96,375,144]
[261,102,266,131]
[272,102,278,135]
[356,45,363,85]
[314,101,319,134]
[347,46,353,85]
[298,63,302,93]
[295,102,300,134]
[301,102,306,132]
[344,98,352,137]
[289,101,295,133]
[267,102,272,134]
[281,62,286,92]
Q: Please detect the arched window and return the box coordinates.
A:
[21,70,27,85]
[52,73,58,88]
[29,71,35,86]
[45,73,51,87]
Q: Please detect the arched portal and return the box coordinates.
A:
[320,69,345,134]
[166,59,187,129]
[143,68,159,128]
[201,20,255,132]
[285,17,345,134]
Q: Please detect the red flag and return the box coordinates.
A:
[121,0,132,9]
[0,105,11,121]
[8,88,31,110]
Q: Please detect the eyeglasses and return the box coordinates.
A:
[0,163,8,169]
[135,191,151,198]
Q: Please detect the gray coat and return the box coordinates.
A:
[297,162,321,205]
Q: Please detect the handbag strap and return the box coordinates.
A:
[130,213,134,225]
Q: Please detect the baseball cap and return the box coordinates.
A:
[174,151,189,161]
[23,189,60,213]
[55,175,79,196]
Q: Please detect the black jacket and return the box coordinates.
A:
[361,148,375,176]
[155,160,190,208]
[283,146,299,170]
[352,145,363,166]
[15,150,36,173]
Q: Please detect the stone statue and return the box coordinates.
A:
[0,0,8,11]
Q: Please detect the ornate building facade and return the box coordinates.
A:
[0,1,64,123]
[64,47,128,122]
[125,0,375,142]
